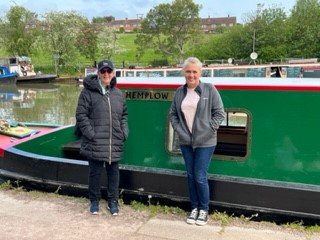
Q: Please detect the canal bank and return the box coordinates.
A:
[0,188,319,240]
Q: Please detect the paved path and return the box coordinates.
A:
[0,189,319,240]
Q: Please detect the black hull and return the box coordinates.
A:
[1,148,320,222]
[16,74,57,83]
[0,75,17,84]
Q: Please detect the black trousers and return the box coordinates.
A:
[88,160,119,203]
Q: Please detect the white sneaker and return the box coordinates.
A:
[196,210,208,226]
[186,208,198,224]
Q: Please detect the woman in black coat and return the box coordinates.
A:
[76,59,128,216]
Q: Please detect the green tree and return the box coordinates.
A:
[197,3,290,64]
[96,26,118,61]
[135,0,201,64]
[2,6,39,56]
[251,5,289,62]
[92,16,115,23]
[76,22,99,62]
[287,0,320,58]
[187,24,254,63]
[218,25,253,62]
[43,10,88,66]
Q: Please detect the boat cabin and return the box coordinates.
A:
[0,56,36,77]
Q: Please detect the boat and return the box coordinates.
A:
[0,65,17,84]
[1,76,320,222]
[76,67,97,84]
[0,56,57,83]
[79,58,320,79]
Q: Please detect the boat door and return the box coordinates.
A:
[267,66,287,78]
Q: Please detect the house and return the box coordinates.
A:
[109,16,237,33]
[200,16,237,33]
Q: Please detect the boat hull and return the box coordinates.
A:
[0,65,17,84]
[16,74,57,83]
[0,75,17,84]
[0,124,319,222]
[1,147,320,222]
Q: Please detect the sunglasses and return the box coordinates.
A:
[100,68,113,74]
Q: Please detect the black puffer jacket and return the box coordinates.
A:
[75,74,128,163]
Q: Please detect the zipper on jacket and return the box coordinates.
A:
[106,89,112,165]
[191,96,202,148]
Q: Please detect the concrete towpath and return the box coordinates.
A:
[0,188,319,240]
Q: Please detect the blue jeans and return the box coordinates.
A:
[180,145,215,212]
[88,160,119,203]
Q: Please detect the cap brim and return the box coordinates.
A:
[99,66,114,71]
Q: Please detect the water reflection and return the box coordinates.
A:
[0,82,82,125]
[0,84,19,104]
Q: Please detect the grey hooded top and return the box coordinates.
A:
[169,81,224,148]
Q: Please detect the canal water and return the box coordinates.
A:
[0,81,82,125]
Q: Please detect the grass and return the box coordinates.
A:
[113,33,171,67]
[129,200,184,217]
[0,33,169,76]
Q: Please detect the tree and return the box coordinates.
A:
[76,22,99,62]
[43,11,88,66]
[251,5,289,62]
[92,16,115,23]
[96,26,118,61]
[135,0,201,64]
[2,6,39,56]
[217,25,253,61]
[287,0,320,58]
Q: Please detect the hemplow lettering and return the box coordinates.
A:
[124,91,173,101]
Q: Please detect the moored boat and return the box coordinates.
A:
[0,56,57,83]
[16,73,58,83]
[81,58,320,79]
[1,76,320,222]
[0,65,17,84]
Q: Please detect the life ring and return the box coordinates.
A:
[22,71,27,76]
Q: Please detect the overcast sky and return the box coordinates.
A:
[2,0,296,23]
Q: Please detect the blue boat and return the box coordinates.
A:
[0,65,17,84]
[0,56,57,83]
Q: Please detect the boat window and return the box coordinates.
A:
[231,69,247,77]
[166,109,250,160]
[125,71,135,77]
[166,70,183,77]
[115,70,121,77]
[148,71,164,77]
[9,58,18,64]
[125,70,165,78]
[201,69,212,77]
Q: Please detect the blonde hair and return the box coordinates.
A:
[182,57,203,73]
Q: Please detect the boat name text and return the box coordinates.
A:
[124,91,174,101]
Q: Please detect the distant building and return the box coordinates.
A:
[109,16,237,33]
[200,16,237,33]
[110,18,141,33]
[25,16,237,34]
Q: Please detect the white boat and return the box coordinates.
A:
[80,58,320,79]
[0,56,57,83]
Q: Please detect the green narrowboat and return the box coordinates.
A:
[1,76,320,221]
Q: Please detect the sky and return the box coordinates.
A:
[2,0,297,23]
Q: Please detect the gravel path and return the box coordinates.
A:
[0,188,319,240]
